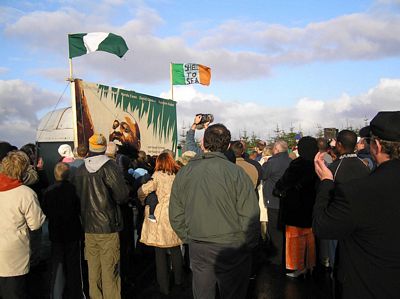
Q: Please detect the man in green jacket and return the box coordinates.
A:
[169,123,260,299]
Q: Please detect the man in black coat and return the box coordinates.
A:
[261,140,292,267]
[325,130,370,296]
[313,111,400,299]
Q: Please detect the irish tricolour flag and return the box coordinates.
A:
[171,63,211,86]
[68,32,128,59]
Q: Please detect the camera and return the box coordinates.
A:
[195,114,214,129]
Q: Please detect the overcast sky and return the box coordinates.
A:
[1,0,400,146]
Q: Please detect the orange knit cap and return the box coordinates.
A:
[88,134,107,153]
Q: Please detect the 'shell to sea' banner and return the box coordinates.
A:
[74,79,177,155]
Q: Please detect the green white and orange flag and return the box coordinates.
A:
[171,63,211,86]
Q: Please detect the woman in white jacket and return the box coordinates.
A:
[0,151,45,299]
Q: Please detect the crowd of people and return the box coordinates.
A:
[0,110,400,299]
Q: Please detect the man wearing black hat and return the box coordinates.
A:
[313,111,400,299]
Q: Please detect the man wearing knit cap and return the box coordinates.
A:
[72,134,129,299]
[314,111,400,299]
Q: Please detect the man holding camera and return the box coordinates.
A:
[170,123,260,299]
[185,114,213,154]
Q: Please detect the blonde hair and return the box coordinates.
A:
[1,151,30,180]
[54,162,70,181]
[262,146,273,157]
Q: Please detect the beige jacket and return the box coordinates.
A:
[138,171,182,248]
[0,185,45,276]
[236,157,258,188]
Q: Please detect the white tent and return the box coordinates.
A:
[36,107,73,142]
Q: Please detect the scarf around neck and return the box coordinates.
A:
[0,173,22,191]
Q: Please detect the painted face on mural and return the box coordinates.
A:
[109,117,141,150]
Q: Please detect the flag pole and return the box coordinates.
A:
[68,57,79,148]
[170,62,174,101]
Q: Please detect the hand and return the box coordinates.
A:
[191,115,203,130]
[314,152,333,181]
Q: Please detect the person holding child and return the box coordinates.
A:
[138,152,183,296]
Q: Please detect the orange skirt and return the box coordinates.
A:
[285,225,316,270]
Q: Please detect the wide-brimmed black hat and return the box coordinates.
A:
[362,111,400,141]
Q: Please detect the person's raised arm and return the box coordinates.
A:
[186,115,204,154]
[312,152,354,239]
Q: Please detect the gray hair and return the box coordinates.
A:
[274,140,288,153]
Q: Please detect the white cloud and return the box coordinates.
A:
[0,79,59,146]
[0,67,9,74]
[34,68,70,83]
[4,8,88,51]
[0,6,23,25]
[161,79,400,142]
[195,13,400,63]
[376,0,400,4]
[0,121,37,148]
[3,2,399,85]
[2,1,400,146]
[1,78,400,147]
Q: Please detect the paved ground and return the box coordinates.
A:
[134,263,334,299]
[10,221,334,299]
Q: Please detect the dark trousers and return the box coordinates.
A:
[154,246,183,295]
[50,241,85,299]
[145,192,158,216]
[183,243,190,270]
[189,241,252,299]
[29,228,42,267]
[0,275,27,299]
[120,205,135,282]
[267,208,285,266]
